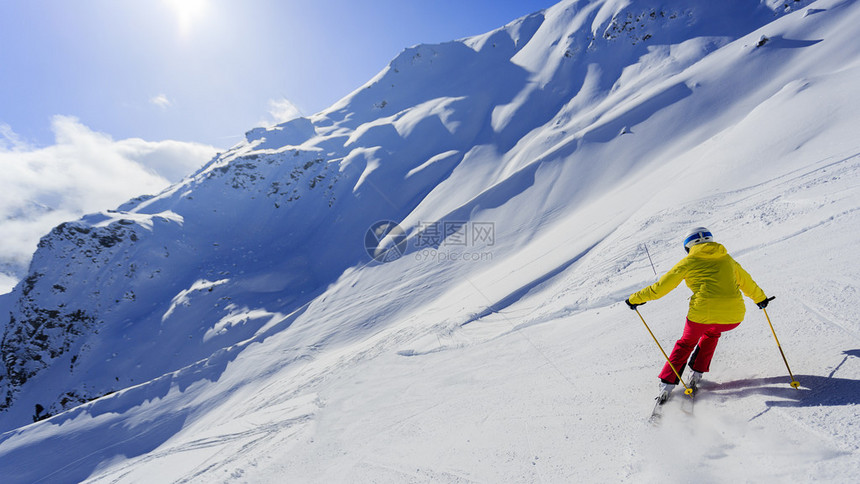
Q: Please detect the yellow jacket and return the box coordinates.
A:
[628,242,766,324]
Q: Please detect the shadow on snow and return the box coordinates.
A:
[711,350,860,408]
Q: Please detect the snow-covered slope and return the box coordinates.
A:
[2,0,860,481]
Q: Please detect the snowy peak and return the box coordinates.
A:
[2,0,860,480]
[0,0,831,426]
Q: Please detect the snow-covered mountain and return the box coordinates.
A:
[2,0,860,481]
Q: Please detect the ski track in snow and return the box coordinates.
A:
[2,0,860,482]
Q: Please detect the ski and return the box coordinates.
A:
[680,379,699,415]
[649,383,699,423]
[680,392,695,415]
[648,393,669,423]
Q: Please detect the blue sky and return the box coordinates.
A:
[1,0,557,148]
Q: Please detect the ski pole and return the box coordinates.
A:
[634,308,694,396]
[643,243,657,277]
[762,307,801,389]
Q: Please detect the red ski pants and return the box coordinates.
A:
[659,318,740,384]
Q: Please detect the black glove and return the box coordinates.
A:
[625,298,645,310]
[756,296,775,309]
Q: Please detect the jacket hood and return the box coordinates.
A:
[688,242,727,258]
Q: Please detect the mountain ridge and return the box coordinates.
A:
[2,0,859,481]
[0,0,830,430]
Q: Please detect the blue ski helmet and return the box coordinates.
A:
[683,227,714,252]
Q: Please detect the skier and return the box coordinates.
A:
[625,227,773,400]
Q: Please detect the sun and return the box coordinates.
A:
[163,0,208,37]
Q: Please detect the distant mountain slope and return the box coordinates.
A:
[0,0,830,430]
[2,0,859,481]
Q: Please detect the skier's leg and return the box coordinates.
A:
[658,319,706,383]
[688,323,740,373]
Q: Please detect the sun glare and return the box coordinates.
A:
[163,0,208,36]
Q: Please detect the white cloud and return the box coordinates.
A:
[265,98,303,125]
[0,123,27,151]
[0,116,218,292]
[0,272,17,294]
[116,137,219,182]
[150,93,172,109]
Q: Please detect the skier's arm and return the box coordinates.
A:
[733,259,767,304]
[629,260,687,304]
